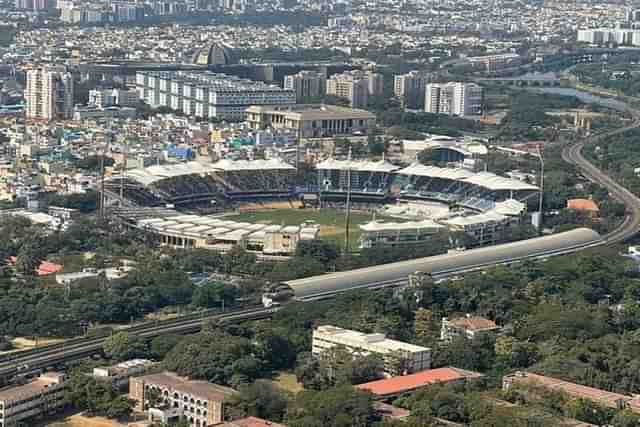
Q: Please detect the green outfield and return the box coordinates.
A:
[225,208,395,248]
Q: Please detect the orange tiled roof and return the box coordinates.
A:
[37,261,63,276]
[356,367,482,396]
[6,257,63,276]
[567,199,599,212]
[448,316,498,331]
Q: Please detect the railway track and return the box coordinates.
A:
[0,306,276,381]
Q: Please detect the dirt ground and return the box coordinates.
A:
[12,337,65,349]
[47,414,127,427]
[318,225,341,237]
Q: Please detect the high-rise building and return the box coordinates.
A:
[136,71,295,120]
[26,67,74,120]
[394,71,432,109]
[424,82,482,117]
[326,70,383,108]
[111,1,145,22]
[284,71,326,102]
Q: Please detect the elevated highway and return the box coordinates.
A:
[562,107,640,244]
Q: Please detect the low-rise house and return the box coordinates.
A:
[566,198,600,220]
[441,315,501,342]
[92,359,157,390]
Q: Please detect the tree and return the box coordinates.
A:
[15,241,44,276]
[414,308,434,343]
[0,335,11,351]
[432,334,496,372]
[191,280,238,309]
[255,331,297,372]
[179,249,223,272]
[150,334,183,359]
[287,385,375,427]
[66,371,134,419]
[222,246,258,274]
[227,380,288,422]
[162,328,264,385]
[294,347,383,390]
[105,395,135,419]
[295,240,339,267]
[103,332,149,361]
[269,256,327,281]
[564,398,611,426]
[612,410,640,427]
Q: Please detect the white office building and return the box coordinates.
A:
[312,325,431,376]
[26,67,74,120]
[425,82,483,117]
[136,71,295,120]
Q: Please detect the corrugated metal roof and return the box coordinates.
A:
[286,228,601,300]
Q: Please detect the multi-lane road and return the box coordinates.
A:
[562,107,640,244]
[3,95,640,384]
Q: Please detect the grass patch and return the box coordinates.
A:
[271,372,304,394]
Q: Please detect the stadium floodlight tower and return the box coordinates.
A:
[536,144,544,232]
[344,147,353,255]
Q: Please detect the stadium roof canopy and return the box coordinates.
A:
[493,199,526,216]
[213,158,295,172]
[125,161,220,186]
[443,211,507,227]
[316,159,400,173]
[462,171,539,191]
[396,164,539,192]
[396,164,475,180]
[115,159,294,186]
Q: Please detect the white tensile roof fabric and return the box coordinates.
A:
[316,159,400,173]
[397,164,539,191]
[117,159,294,186]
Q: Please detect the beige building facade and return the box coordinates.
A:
[245,104,376,138]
